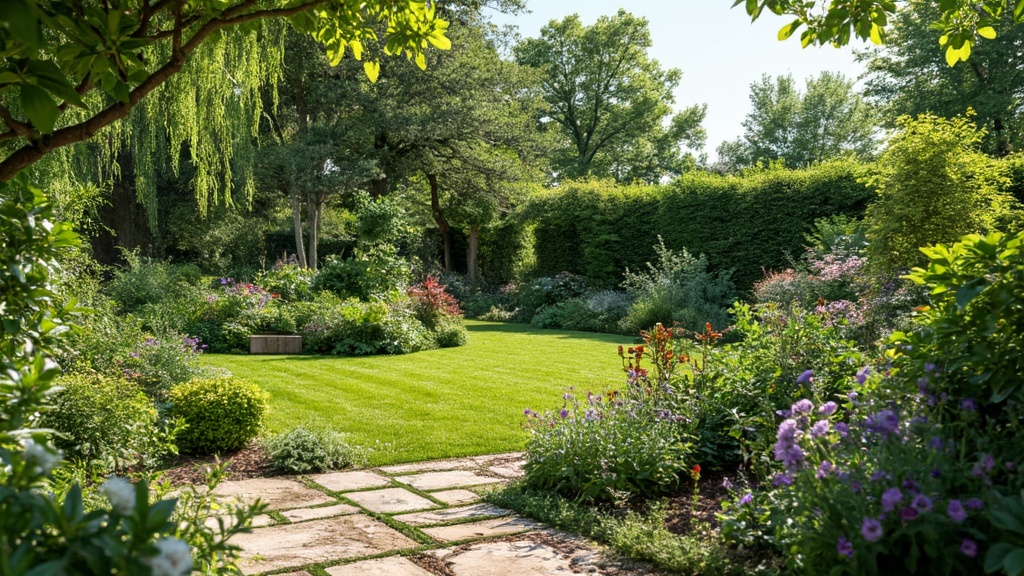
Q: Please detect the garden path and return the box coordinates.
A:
[211,453,656,575]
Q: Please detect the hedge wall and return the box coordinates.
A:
[525,161,874,290]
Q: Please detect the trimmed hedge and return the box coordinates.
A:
[169,377,269,455]
[525,161,873,289]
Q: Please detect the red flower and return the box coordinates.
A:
[692,464,701,475]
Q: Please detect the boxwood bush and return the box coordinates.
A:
[169,377,269,455]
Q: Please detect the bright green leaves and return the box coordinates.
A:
[18,84,57,134]
[363,60,380,82]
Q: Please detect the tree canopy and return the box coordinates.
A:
[733,0,1024,66]
[515,9,706,183]
[0,0,451,182]
[717,72,877,170]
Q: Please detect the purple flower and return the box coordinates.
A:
[947,499,967,523]
[559,409,569,419]
[899,506,919,522]
[584,409,599,421]
[792,399,814,415]
[850,480,862,493]
[811,420,831,438]
[796,370,814,384]
[128,351,140,358]
[738,493,753,507]
[774,419,805,471]
[960,398,977,411]
[722,477,733,490]
[523,408,531,415]
[924,363,938,373]
[847,391,859,402]
[818,401,838,416]
[861,517,883,542]
[870,470,890,482]
[911,494,933,513]
[961,538,978,558]
[902,476,920,494]
[834,422,850,437]
[966,498,984,511]
[929,436,944,450]
[772,473,793,487]
[881,487,903,512]
[855,366,871,385]
[837,536,854,559]
[817,460,835,479]
[865,410,900,436]
[562,392,574,401]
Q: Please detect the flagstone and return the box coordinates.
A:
[399,470,504,491]
[433,539,585,575]
[343,487,438,513]
[421,517,538,542]
[429,489,480,505]
[308,470,392,492]
[324,556,434,576]
[232,514,417,575]
[281,503,361,523]
[393,503,511,526]
[212,477,334,511]
[378,458,480,475]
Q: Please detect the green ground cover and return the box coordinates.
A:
[202,320,634,465]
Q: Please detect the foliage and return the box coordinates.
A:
[716,72,878,171]
[104,250,202,314]
[514,9,706,183]
[731,0,1023,67]
[255,260,315,302]
[266,424,365,474]
[863,113,1015,274]
[517,272,590,318]
[168,377,270,455]
[529,292,632,334]
[295,293,430,356]
[408,275,463,329]
[313,248,411,301]
[526,162,872,289]
[40,372,174,473]
[431,317,468,349]
[720,230,1024,575]
[859,0,1024,156]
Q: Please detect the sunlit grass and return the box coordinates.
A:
[202,320,635,465]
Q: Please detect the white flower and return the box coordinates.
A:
[99,476,136,515]
[148,537,193,576]
[22,438,61,475]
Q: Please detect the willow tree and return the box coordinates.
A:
[0,0,451,191]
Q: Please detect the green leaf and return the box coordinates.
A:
[1004,549,1024,576]
[363,60,380,82]
[19,84,58,134]
[955,277,987,310]
[1015,0,1024,22]
[870,23,883,44]
[945,44,960,66]
[985,543,1013,573]
[977,26,997,39]
[778,20,800,40]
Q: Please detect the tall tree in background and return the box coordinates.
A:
[716,72,878,170]
[859,0,1024,156]
[515,10,706,183]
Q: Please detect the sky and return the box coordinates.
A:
[488,0,871,160]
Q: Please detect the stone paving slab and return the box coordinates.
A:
[431,539,587,575]
[308,470,392,492]
[379,457,480,475]
[393,503,511,526]
[343,487,438,513]
[422,516,539,542]
[400,470,505,491]
[204,514,275,531]
[232,514,418,575]
[471,453,525,466]
[281,503,360,523]
[213,478,334,511]
[487,464,526,479]
[324,556,434,576]
[430,489,481,505]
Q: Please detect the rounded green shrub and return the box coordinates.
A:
[266,425,363,473]
[432,318,468,348]
[41,372,169,471]
[168,377,270,455]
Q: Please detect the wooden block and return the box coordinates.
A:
[249,335,302,355]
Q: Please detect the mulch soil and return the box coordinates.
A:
[662,466,737,535]
[159,444,276,485]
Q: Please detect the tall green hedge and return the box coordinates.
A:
[525,161,873,290]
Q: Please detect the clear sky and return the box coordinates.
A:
[488,0,870,160]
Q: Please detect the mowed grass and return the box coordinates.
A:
[202,320,635,465]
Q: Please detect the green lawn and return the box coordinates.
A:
[202,321,635,465]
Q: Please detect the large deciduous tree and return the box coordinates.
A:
[717,72,877,170]
[0,0,450,183]
[514,9,706,183]
[859,0,1024,156]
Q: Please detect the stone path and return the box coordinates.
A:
[209,453,656,575]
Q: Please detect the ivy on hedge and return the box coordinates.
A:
[524,161,874,289]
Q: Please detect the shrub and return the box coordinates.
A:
[105,250,201,314]
[296,294,431,356]
[266,424,364,473]
[255,259,315,302]
[517,272,590,318]
[313,246,410,301]
[41,372,173,472]
[620,239,736,334]
[168,378,270,455]
[863,113,1016,274]
[431,317,468,348]
[408,275,463,329]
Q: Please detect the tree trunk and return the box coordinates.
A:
[467,224,480,287]
[427,173,452,271]
[307,199,321,271]
[368,177,388,199]
[290,193,307,268]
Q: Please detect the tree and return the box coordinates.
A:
[515,10,706,183]
[859,0,1024,156]
[731,0,1024,66]
[0,0,451,183]
[863,113,1016,274]
[717,72,877,170]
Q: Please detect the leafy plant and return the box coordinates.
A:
[266,424,364,474]
[168,378,270,455]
